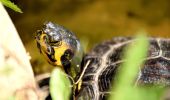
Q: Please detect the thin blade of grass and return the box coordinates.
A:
[50,68,71,100]
[0,0,22,13]
[118,33,149,86]
[109,32,149,100]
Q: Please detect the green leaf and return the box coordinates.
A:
[0,0,22,13]
[50,68,71,100]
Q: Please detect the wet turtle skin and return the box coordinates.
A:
[76,37,170,100]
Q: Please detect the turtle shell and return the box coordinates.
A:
[76,37,170,100]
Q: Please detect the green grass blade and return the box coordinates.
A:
[118,33,149,86]
[0,0,22,13]
[109,33,149,100]
[50,68,71,100]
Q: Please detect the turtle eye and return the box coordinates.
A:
[49,41,62,47]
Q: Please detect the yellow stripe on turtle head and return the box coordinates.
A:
[53,41,70,67]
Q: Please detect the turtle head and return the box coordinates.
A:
[35,22,83,78]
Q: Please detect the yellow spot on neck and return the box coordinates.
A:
[54,41,69,66]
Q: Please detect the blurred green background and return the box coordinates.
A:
[6,0,170,75]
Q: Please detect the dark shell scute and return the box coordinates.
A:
[83,56,102,74]
[108,45,126,63]
[82,74,95,82]
[148,39,160,57]
[90,43,110,56]
[77,84,95,100]
[160,39,170,58]
[139,57,170,85]
[98,64,119,92]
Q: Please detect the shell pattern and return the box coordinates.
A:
[77,37,170,100]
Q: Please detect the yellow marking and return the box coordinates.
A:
[77,80,82,91]
[53,41,69,66]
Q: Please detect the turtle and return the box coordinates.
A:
[35,22,170,100]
